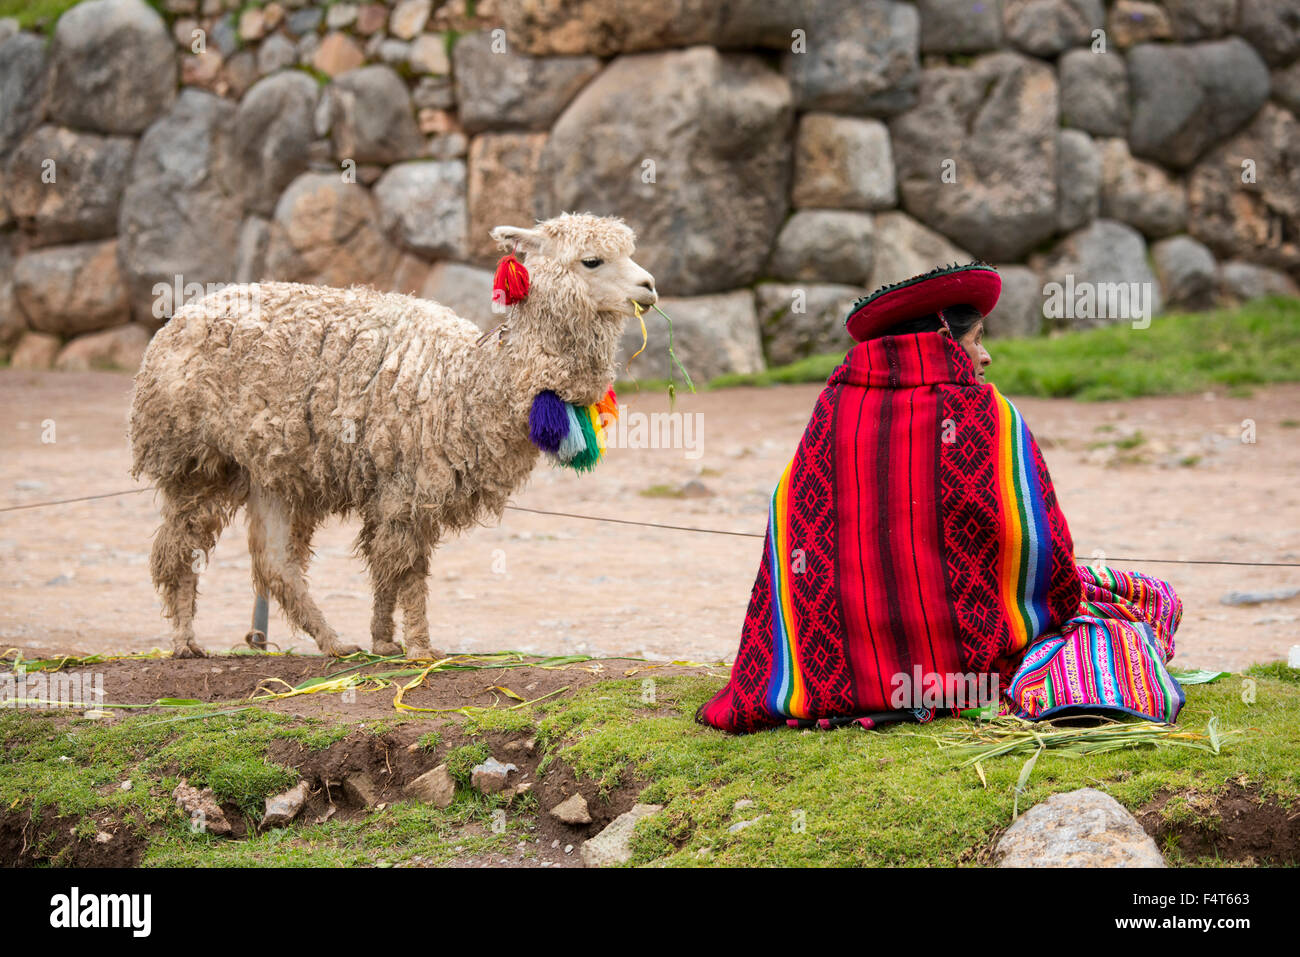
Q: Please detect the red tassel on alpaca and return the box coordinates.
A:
[493,254,530,305]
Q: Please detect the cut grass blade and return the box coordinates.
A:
[923,714,1246,768]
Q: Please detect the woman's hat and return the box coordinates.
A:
[845,261,1001,342]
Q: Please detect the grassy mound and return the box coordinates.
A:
[696,297,1300,401]
[2,661,1297,867]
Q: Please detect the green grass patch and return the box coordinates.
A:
[0,0,81,30]
[705,297,1300,401]
[4,663,1298,866]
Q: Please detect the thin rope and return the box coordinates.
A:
[0,487,153,512]
[3,486,1298,568]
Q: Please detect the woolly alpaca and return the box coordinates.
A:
[129,212,657,658]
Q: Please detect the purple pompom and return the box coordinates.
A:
[529,390,569,454]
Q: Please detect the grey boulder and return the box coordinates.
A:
[45,0,177,135]
[1127,39,1270,170]
[996,788,1166,867]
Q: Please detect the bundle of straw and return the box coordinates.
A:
[930,715,1240,767]
[922,715,1244,816]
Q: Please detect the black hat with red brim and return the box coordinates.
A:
[845,261,1001,342]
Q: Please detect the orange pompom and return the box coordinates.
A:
[596,388,619,421]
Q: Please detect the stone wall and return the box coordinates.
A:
[1,0,1298,378]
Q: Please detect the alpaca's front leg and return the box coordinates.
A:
[361,514,434,658]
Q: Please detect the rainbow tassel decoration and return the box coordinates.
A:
[529,388,618,473]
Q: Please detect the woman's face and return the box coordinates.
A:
[957,320,991,383]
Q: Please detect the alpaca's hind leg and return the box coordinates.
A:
[246,485,359,657]
[367,577,402,658]
[151,484,232,658]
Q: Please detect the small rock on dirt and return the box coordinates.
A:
[404,764,456,808]
[343,771,381,808]
[262,780,310,827]
[172,778,232,836]
[470,757,517,795]
[580,803,663,867]
[728,815,767,834]
[1220,587,1300,607]
[550,793,592,825]
[995,788,1166,868]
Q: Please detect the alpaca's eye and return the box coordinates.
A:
[580,257,603,269]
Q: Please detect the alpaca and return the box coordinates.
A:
[129,212,657,658]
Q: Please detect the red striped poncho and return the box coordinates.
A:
[698,332,1083,733]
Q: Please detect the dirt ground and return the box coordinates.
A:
[2,367,1299,672]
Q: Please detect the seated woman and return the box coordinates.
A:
[698,263,1184,734]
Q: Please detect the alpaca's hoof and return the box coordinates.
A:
[405,643,435,661]
[321,641,362,658]
[372,639,403,657]
[172,640,206,659]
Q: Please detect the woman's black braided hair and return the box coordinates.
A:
[869,303,985,341]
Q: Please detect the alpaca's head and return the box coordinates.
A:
[491,212,657,320]
[489,213,657,408]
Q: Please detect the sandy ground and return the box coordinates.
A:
[1,368,1298,672]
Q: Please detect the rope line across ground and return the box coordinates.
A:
[2,485,1298,568]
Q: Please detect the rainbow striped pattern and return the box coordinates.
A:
[528,388,618,473]
[991,386,1054,656]
[764,460,809,719]
[1008,566,1185,723]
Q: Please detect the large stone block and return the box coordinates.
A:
[1237,0,1300,67]
[783,0,920,116]
[1032,219,1162,328]
[466,132,547,268]
[1151,235,1218,310]
[890,52,1058,262]
[54,322,151,372]
[419,261,497,331]
[791,114,896,211]
[988,264,1045,339]
[233,71,318,217]
[1188,104,1300,276]
[540,47,793,297]
[1002,0,1104,57]
[754,282,862,366]
[616,290,765,383]
[867,211,971,292]
[323,65,424,165]
[4,126,135,247]
[1059,49,1128,138]
[1127,39,1270,170]
[454,31,601,133]
[1098,137,1187,240]
[13,239,130,337]
[1057,128,1101,233]
[264,172,400,287]
[766,211,875,286]
[45,0,176,135]
[0,33,47,158]
[117,90,243,321]
[373,160,467,259]
[916,0,1003,54]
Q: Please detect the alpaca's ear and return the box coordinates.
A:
[490,225,544,254]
